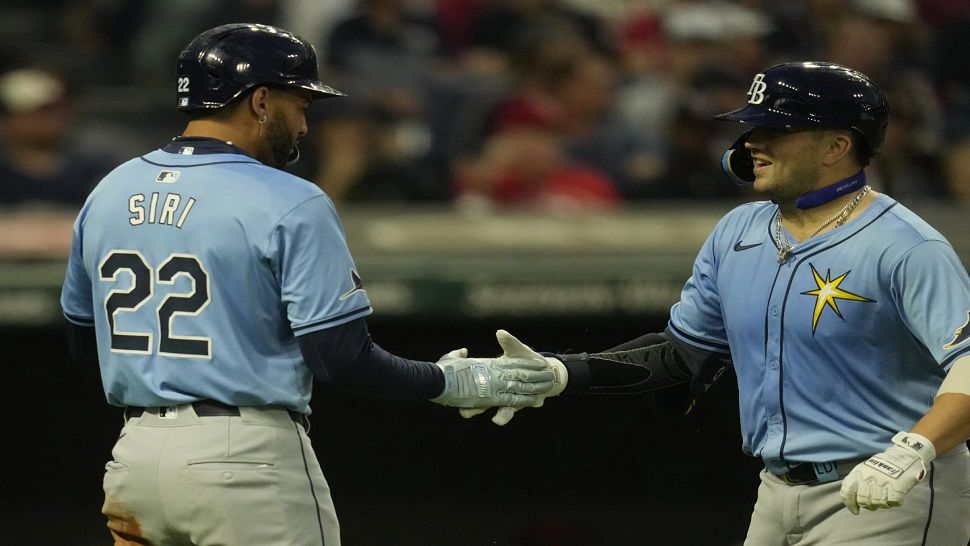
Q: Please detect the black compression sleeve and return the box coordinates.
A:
[557,332,687,394]
[297,317,445,400]
[558,330,729,395]
[65,321,99,371]
[65,320,108,397]
[590,331,691,394]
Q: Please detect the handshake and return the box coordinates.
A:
[431,330,567,425]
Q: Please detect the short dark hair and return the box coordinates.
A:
[848,130,872,167]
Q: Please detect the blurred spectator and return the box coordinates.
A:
[323,0,443,197]
[635,0,773,200]
[660,0,772,83]
[871,80,949,201]
[763,0,852,61]
[0,0,964,208]
[466,0,613,61]
[932,15,970,136]
[549,52,667,199]
[653,104,746,201]
[429,9,591,194]
[615,10,677,145]
[850,0,930,69]
[435,0,487,58]
[947,143,970,204]
[279,0,356,62]
[58,0,285,86]
[916,0,970,29]
[327,0,441,119]
[131,1,283,85]
[0,66,114,208]
[822,11,948,201]
[452,97,619,212]
[304,103,446,203]
[931,12,970,202]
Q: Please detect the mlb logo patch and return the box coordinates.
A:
[156,170,180,183]
[179,97,189,107]
[178,147,194,155]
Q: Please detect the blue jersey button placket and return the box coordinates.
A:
[761,280,788,467]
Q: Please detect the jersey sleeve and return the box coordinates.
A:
[268,194,373,336]
[60,208,95,326]
[891,240,970,369]
[667,226,731,354]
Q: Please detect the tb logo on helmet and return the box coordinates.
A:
[747,74,767,105]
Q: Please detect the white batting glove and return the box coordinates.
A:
[458,330,568,426]
[840,432,936,515]
[431,335,555,411]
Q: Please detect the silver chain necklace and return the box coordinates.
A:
[774,185,871,263]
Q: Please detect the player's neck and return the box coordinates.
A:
[182,119,259,158]
[778,170,877,241]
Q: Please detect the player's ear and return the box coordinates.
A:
[821,130,853,167]
[248,86,272,121]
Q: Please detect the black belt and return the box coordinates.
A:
[776,457,868,486]
[125,399,305,425]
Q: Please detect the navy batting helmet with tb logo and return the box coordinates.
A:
[175,23,344,112]
[715,61,890,184]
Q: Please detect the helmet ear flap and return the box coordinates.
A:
[721,130,755,185]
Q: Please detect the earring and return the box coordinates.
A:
[257,115,267,137]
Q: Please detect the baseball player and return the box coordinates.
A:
[490,62,970,544]
[59,24,554,546]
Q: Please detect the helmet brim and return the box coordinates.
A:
[714,103,823,128]
[296,80,346,99]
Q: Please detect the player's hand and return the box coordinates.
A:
[840,432,936,515]
[458,330,568,426]
[431,330,555,413]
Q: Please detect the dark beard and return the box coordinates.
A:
[265,112,296,169]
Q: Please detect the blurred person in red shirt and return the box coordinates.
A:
[453,95,619,211]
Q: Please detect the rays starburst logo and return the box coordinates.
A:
[800,264,875,334]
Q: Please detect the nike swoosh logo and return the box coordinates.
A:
[733,241,763,252]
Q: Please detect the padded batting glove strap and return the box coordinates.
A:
[431,335,555,409]
[839,431,936,515]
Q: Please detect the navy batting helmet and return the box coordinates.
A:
[715,62,889,184]
[176,23,343,112]
[716,61,889,156]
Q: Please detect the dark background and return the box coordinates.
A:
[5,314,762,545]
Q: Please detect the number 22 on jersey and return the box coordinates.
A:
[99,250,211,358]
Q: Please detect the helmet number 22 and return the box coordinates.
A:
[99,250,211,358]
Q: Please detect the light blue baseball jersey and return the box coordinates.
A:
[60,140,372,413]
[668,193,970,474]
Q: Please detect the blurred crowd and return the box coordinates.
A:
[1,0,969,211]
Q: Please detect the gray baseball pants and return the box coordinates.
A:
[101,404,340,546]
[744,444,970,545]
